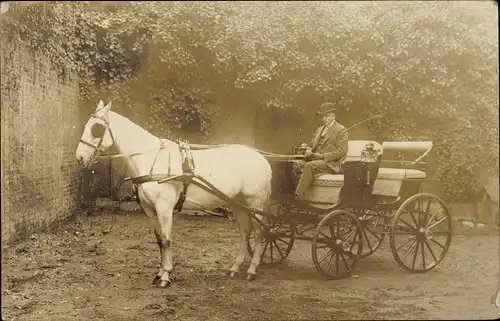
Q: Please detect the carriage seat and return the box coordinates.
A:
[312,168,426,187]
[377,168,426,180]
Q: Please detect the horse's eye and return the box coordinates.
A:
[91,123,106,137]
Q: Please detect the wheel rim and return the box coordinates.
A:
[247,202,295,264]
[312,210,364,280]
[352,208,388,258]
[390,193,452,273]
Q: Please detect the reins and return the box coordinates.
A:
[81,113,383,164]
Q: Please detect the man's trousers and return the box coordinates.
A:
[294,160,334,198]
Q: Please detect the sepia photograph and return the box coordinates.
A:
[1,1,498,320]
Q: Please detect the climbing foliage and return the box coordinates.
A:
[1,1,498,202]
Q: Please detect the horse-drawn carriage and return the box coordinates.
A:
[247,140,452,279]
[76,103,452,286]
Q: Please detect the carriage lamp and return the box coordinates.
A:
[361,142,379,185]
[361,142,379,163]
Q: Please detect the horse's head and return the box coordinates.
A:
[75,100,114,167]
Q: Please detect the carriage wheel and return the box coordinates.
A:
[353,208,388,258]
[390,193,452,273]
[247,202,296,264]
[311,209,364,280]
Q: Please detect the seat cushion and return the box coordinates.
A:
[312,174,344,187]
[377,168,426,180]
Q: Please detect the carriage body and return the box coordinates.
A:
[252,139,452,280]
[267,140,430,211]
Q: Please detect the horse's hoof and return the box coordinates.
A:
[228,271,237,278]
[158,280,172,288]
[246,273,256,281]
[152,275,161,284]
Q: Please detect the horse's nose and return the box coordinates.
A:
[77,156,84,165]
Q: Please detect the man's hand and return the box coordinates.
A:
[310,152,324,160]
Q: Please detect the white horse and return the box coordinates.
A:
[75,100,272,287]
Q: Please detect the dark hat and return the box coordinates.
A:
[316,102,336,116]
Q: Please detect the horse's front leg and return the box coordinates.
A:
[246,214,266,280]
[137,201,165,285]
[155,199,175,288]
[152,229,164,284]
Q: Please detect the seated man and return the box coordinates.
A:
[294,102,348,200]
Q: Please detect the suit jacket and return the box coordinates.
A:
[310,121,348,173]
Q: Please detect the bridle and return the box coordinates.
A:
[78,113,116,167]
[78,112,166,167]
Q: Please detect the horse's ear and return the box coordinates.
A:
[103,101,112,113]
[96,100,104,111]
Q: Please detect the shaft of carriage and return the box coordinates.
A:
[157,173,273,230]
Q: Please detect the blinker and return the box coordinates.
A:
[91,123,106,137]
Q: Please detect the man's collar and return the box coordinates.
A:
[324,119,336,129]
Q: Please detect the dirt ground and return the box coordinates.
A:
[2,209,499,321]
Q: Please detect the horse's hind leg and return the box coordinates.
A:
[228,206,252,278]
[242,189,270,280]
[245,210,266,280]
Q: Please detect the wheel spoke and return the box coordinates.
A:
[393,232,416,236]
[424,199,432,225]
[277,237,290,246]
[421,240,426,269]
[319,230,330,240]
[425,207,441,228]
[399,218,417,231]
[273,241,285,259]
[424,239,438,262]
[319,249,333,264]
[316,244,330,249]
[365,226,382,242]
[409,212,420,228]
[340,216,351,238]
[349,231,359,252]
[270,240,274,262]
[343,227,357,241]
[335,252,340,277]
[429,237,446,249]
[396,235,416,251]
[315,238,331,244]
[340,252,349,270]
[326,251,335,274]
[329,223,337,239]
[408,212,419,229]
[417,200,423,226]
[427,216,447,230]
[260,241,269,261]
[394,224,415,233]
[412,240,419,269]
[363,228,373,251]
[402,239,417,261]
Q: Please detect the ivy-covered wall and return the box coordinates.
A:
[1,39,83,243]
[2,2,498,207]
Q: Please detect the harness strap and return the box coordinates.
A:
[149,139,165,176]
[174,140,196,213]
[131,174,171,185]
